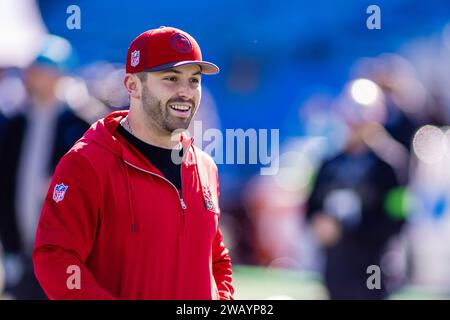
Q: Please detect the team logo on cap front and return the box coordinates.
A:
[170,33,192,53]
[53,183,68,203]
[130,50,140,67]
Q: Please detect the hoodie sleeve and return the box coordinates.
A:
[33,151,116,300]
[212,227,234,300]
[211,172,234,300]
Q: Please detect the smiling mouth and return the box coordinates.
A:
[168,103,193,118]
[169,104,191,112]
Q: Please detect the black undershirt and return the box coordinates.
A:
[117,124,182,191]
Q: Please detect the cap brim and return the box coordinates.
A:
[145,61,220,75]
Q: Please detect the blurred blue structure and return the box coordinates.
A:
[37,0,450,187]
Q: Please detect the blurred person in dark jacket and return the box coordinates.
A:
[306,98,406,300]
[0,112,6,136]
[0,35,89,299]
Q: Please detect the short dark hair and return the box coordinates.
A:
[135,72,147,83]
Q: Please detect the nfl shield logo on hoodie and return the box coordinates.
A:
[53,183,68,203]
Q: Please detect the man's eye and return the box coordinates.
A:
[190,78,200,84]
[164,77,177,82]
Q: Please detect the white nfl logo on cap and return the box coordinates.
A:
[131,50,140,67]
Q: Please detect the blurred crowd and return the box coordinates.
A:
[235,32,450,299]
[0,33,127,299]
[2,2,450,300]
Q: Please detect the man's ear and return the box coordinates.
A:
[124,74,141,99]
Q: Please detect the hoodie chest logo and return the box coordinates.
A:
[53,183,68,203]
[202,186,216,212]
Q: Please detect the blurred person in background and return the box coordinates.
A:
[243,162,306,269]
[0,108,6,137]
[305,96,406,299]
[0,35,89,299]
[352,54,427,153]
[0,67,28,129]
[404,34,450,289]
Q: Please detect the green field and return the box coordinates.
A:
[233,265,450,300]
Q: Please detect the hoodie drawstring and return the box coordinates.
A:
[124,163,136,233]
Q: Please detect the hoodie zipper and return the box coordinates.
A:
[124,160,187,211]
[123,139,190,227]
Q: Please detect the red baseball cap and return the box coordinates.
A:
[125,26,219,75]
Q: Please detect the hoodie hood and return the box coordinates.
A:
[78,110,199,233]
[80,110,196,172]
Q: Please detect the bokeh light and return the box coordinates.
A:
[413,125,447,164]
[350,78,381,106]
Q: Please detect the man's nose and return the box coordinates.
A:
[176,81,195,99]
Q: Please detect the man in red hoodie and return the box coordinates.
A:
[33,27,234,300]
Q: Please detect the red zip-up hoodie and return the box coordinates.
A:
[33,111,234,300]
